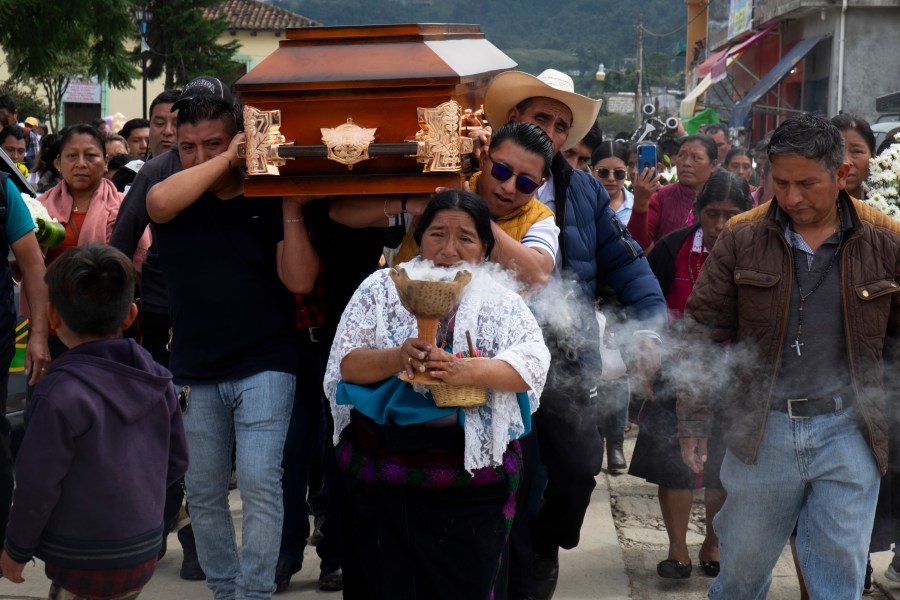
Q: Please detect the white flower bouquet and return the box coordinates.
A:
[21,192,65,248]
[863,132,900,219]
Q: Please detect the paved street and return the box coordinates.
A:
[2,427,898,599]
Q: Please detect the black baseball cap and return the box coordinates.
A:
[171,76,234,112]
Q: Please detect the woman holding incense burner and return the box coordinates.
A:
[324,189,550,600]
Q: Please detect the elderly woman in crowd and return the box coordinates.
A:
[28,124,149,358]
[324,189,550,600]
[628,134,719,251]
[41,124,149,271]
[628,170,753,579]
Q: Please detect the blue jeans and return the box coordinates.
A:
[709,406,880,600]
[182,371,295,600]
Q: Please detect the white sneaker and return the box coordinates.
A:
[885,563,900,583]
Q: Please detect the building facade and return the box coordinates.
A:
[682,0,900,142]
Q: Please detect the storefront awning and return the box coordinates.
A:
[707,24,777,82]
[729,35,825,129]
[697,47,732,79]
[684,25,778,119]
[681,54,740,118]
[681,75,714,119]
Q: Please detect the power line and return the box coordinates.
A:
[641,1,710,38]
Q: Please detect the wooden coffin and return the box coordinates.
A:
[234,23,516,197]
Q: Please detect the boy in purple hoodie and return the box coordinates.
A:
[0,244,188,599]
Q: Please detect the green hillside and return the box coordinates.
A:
[271,0,687,92]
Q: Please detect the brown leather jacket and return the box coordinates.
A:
[678,193,900,474]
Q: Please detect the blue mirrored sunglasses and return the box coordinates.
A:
[489,159,542,195]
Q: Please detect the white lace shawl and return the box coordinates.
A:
[324,266,550,472]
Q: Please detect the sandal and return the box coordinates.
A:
[699,560,720,577]
[657,559,692,579]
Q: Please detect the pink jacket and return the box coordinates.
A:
[41,178,151,272]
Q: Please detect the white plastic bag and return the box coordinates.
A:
[595,310,628,381]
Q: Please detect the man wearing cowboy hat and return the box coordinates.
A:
[484,68,667,600]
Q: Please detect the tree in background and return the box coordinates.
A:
[141,0,243,90]
[0,0,138,131]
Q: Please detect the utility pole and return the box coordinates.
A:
[634,14,644,130]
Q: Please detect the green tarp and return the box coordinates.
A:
[682,107,720,135]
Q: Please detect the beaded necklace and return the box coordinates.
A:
[787,202,843,357]
[687,229,707,286]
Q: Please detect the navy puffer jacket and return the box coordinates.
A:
[551,154,666,325]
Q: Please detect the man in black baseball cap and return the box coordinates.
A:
[170,76,234,112]
[146,72,323,600]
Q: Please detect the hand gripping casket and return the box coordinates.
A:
[234,23,516,197]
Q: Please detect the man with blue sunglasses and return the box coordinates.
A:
[333,121,561,289]
[472,121,559,288]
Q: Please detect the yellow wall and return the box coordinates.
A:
[684,0,709,90]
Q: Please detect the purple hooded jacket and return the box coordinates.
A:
[4,338,188,568]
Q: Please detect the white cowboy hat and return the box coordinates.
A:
[484,69,602,151]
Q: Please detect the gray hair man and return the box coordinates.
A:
[680,113,897,599]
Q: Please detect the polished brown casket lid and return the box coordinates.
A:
[235,23,516,196]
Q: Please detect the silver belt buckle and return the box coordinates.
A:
[787,398,809,420]
[308,327,319,343]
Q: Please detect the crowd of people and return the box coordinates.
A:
[0,62,895,600]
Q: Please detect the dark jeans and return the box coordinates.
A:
[508,351,606,598]
[280,328,341,571]
[532,394,605,551]
[599,376,630,442]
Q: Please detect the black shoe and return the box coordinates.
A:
[606,439,627,473]
[180,555,206,581]
[177,524,206,581]
[308,515,325,547]
[699,560,720,577]
[319,566,343,592]
[863,557,874,594]
[274,558,302,593]
[657,559,692,579]
[533,549,560,600]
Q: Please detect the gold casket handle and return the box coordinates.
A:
[238,101,479,176]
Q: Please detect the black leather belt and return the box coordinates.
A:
[772,396,849,419]
[298,326,332,343]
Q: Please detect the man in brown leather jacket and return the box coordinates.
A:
[678,114,900,599]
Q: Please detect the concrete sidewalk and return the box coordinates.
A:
[0,478,630,599]
[872,551,900,600]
